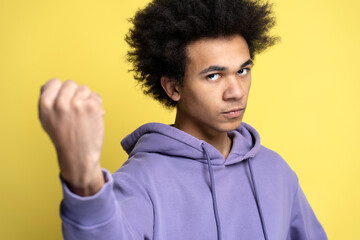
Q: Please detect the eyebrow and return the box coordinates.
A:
[199,59,254,75]
[240,59,254,68]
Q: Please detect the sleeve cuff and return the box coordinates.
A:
[60,168,117,226]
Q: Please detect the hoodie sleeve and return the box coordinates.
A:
[60,168,154,240]
[287,185,327,240]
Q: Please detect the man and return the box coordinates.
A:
[38,0,327,239]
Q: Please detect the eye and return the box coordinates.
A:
[207,73,221,81]
[238,68,249,76]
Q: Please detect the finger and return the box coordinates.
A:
[40,78,61,94]
[54,80,78,111]
[39,78,62,111]
[87,93,105,115]
[89,92,103,103]
[73,85,91,100]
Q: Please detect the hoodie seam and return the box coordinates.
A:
[290,177,300,215]
[288,177,306,239]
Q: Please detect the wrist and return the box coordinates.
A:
[62,168,105,196]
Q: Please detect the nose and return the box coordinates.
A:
[223,76,245,101]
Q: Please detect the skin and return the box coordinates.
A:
[38,79,105,196]
[162,34,253,159]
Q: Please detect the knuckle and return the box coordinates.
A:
[79,85,91,94]
[86,99,101,112]
[72,99,84,111]
[87,99,98,109]
[79,84,90,91]
[64,79,78,88]
[40,78,61,94]
[50,78,61,84]
[39,96,53,109]
[73,85,91,99]
[55,97,69,112]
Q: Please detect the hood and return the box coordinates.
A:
[121,121,261,165]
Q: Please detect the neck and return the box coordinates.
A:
[174,115,233,159]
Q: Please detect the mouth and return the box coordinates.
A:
[222,108,245,119]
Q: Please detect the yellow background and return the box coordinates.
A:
[1,0,359,239]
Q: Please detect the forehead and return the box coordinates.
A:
[185,35,250,70]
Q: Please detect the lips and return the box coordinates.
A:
[222,108,245,119]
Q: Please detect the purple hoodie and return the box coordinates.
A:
[60,122,327,240]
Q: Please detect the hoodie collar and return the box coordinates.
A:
[121,121,261,166]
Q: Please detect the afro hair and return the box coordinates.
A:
[125,0,279,108]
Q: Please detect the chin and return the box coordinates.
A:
[218,120,243,132]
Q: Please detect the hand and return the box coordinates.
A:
[38,78,105,196]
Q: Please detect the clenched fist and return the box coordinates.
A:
[38,78,105,196]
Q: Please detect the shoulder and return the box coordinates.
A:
[113,152,166,182]
[254,145,299,190]
[257,145,296,172]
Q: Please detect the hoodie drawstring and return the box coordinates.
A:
[201,143,268,240]
[201,143,222,240]
[247,158,268,240]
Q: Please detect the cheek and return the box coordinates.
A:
[241,77,251,97]
[180,86,218,114]
[245,81,251,95]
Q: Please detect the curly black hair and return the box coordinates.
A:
[125,0,279,108]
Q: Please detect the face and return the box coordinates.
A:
[175,35,252,137]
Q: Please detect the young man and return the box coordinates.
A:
[38,0,327,239]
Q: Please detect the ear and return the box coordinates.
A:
[161,76,181,102]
